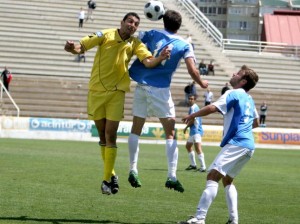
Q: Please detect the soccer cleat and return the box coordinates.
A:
[185,165,197,170]
[110,175,119,194]
[198,168,206,173]
[179,216,205,224]
[225,219,238,224]
[128,171,142,188]
[101,181,111,195]
[165,178,184,193]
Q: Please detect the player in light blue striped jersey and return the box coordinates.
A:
[180,65,259,224]
[127,10,208,193]
[183,94,206,172]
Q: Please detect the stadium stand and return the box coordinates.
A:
[1,0,300,129]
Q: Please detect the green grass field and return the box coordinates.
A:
[0,138,299,224]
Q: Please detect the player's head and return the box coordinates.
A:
[230,65,259,91]
[163,10,182,33]
[120,12,140,37]
[188,94,197,106]
[123,12,140,22]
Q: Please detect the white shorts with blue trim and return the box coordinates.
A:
[187,133,202,143]
[208,144,254,178]
[132,84,175,118]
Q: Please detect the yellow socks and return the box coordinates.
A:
[102,146,117,182]
[100,145,116,178]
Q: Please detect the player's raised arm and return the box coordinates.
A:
[182,104,218,124]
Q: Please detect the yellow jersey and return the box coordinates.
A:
[80,29,152,92]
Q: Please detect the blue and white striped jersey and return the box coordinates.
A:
[189,104,204,136]
[129,29,195,88]
[212,88,259,150]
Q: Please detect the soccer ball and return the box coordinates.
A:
[144,0,165,21]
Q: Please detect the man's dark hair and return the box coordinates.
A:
[163,10,182,32]
[123,12,140,22]
[188,94,197,100]
[240,65,259,91]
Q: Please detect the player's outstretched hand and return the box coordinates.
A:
[200,79,208,89]
[182,115,192,124]
[160,46,171,60]
[64,40,75,52]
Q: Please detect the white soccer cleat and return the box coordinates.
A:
[226,219,238,224]
[179,216,205,224]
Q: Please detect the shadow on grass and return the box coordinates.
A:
[0,216,172,224]
[143,168,166,171]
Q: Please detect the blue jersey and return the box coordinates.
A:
[212,89,259,150]
[189,104,204,136]
[129,29,195,88]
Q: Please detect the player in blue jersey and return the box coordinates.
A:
[183,94,206,172]
[127,10,208,193]
[180,65,259,224]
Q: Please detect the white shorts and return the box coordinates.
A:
[208,144,254,178]
[132,84,175,118]
[187,133,202,143]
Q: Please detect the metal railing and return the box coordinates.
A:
[0,80,20,117]
[289,0,300,8]
[177,0,223,46]
[176,0,300,57]
[222,39,300,56]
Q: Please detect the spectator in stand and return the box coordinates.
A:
[259,101,268,127]
[191,81,197,96]
[198,59,208,75]
[78,7,85,29]
[203,88,213,106]
[77,52,86,63]
[184,81,197,106]
[86,0,96,22]
[184,82,192,106]
[207,60,215,76]
[221,82,230,95]
[1,66,11,91]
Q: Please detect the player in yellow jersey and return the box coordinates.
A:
[64,12,170,195]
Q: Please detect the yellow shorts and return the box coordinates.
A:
[87,90,125,121]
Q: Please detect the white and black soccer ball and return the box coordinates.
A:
[144,0,165,21]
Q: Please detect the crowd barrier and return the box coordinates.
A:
[1,116,299,149]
